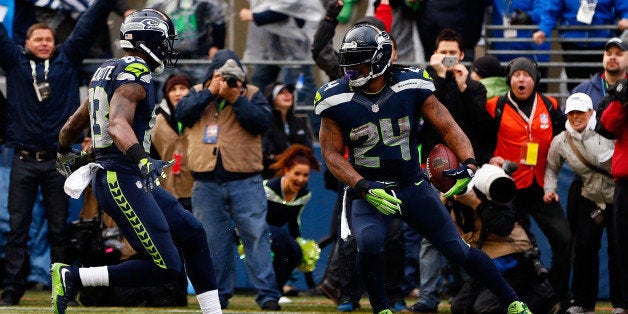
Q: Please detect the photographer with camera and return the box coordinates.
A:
[600,79,628,314]
[544,93,623,313]
[174,49,282,311]
[450,157,558,314]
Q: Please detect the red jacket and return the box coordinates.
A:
[600,100,628,180]
[487,94,559,189]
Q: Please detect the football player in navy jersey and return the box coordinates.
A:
[51,9,221,314]
[314,24,531,314]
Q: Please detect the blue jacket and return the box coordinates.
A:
[571,72,606,109]
[0,0,112,151]
[538,0,628,48]
[490,0,551,62]
[572,72,628,109]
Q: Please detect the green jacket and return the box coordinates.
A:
[480,77,510,99]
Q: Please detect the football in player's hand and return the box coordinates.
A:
[426,144,460,193]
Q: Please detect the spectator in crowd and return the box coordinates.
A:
[0,89,6,146]
[544,93,623,314]
[450,159,558,313]
[312,0,393,80]
[0,0,113,305]
[600,78,628,314]
[150,74,194,212]
[370,0,424,65]
[566,38,627,314]
[406,27,491,314]
[239,0,323,133]
[487,0,551,92]
[51,9,222,314]
[417,0,488,60]
[471,55,510,99]
[174,49,282,311]
[420,28,492,165]
[262,82,313,179]
[486,57,572,311]
[573,37,628,109]
[533,0,628,91]
[315,23,532,314]
[21,0,134,87]
[263,144,320,301]
[150,0,226,82]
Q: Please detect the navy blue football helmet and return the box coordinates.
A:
[338,24,392,87]
[120,9,179,74]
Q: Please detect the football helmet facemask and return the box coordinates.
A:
[120,9,179,75]
[339,24,392,87]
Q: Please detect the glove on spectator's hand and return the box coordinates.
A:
[405,0,420,12]
[510,9,532,25]
[325,0,343,19]
[138,157,173,192]
[354,179,402,215]
[608,79,628,105]
[56,149,90,178]
[443,164,474,197]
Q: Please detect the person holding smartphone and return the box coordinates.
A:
[404,27,493,314]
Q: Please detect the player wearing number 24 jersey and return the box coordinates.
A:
[315,24,531,314]
[315,66,433,184]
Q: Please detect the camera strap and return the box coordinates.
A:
[30,59,49,82]
[565,133,612,178]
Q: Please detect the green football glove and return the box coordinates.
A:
[443,164,474,197]
[354,179,402,215]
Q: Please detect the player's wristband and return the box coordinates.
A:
[126,143,150,164]
[463,157,478,168]
[354,179,369,194]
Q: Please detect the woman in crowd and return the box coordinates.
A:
[264,144,320,300]
[544,93,622,313]
[262,82,313,179]
[151,74,194,211]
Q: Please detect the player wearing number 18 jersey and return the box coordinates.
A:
[315,24,531,314]
[52,9,221,314]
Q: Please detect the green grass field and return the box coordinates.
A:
[0,290,619,313]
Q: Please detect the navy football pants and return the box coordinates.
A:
[350,178,518,312]
[92,169,217,293]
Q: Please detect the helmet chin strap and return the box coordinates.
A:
[347,64,389,87]
[139,43,165,75]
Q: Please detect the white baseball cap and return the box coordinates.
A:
[565,93,593,113]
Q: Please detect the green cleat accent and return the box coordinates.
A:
[508,300,533,314]
[378,309,393,314]
[50,263,77,314]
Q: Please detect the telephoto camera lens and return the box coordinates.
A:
[523,248,549,280]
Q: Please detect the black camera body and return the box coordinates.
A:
[223,74,240,88]
[522,247,549,280]
[609,79,628,104]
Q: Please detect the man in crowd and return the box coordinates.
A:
[175,49,282,311]
[0,0,113,305]
[486,57,572,311]
[600,79,628,314]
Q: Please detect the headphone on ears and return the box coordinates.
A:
[504,57,541,86]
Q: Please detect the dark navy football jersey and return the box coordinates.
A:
[88,56,155,173]
[314,67,435,182]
